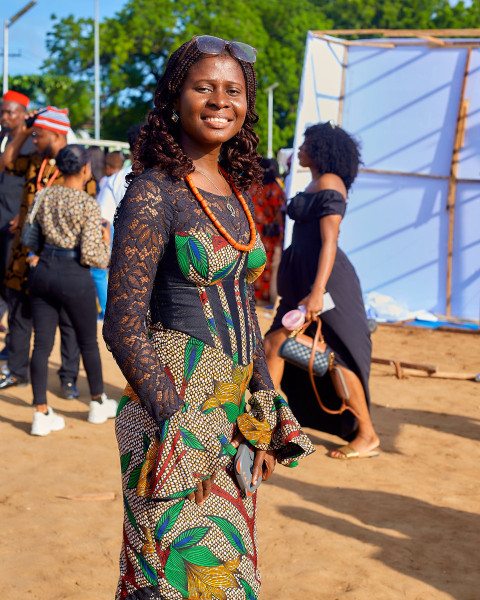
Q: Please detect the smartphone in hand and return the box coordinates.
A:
[234,442,262,497]
[25,108,48,129]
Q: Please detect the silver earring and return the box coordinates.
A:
[328,119,336,129]
[172,110,179,123]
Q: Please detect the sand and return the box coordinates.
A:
[1,313,479,600]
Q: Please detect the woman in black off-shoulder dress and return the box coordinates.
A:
[265,121,380,459]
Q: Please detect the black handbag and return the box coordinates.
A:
[279,318,357,417]
[21,189,46,253]
[279,318,333,377]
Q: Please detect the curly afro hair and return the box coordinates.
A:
[303,122,361,191]
[130,38,263,190]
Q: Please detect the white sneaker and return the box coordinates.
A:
[31,407,66,436]
[88,393,118,424]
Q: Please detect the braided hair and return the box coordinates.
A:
[130,38,262,189]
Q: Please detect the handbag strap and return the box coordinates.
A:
[26,188,48,225]
[307,318,359,418]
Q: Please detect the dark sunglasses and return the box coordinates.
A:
[182,35,257,64]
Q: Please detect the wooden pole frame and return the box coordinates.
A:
[445,48,472,316]
[312,30,480,51]
[313,29,480,39]
[337,45,348,126]
[296,165,479,186]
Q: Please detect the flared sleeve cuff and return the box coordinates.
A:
[139,404,235,501]
[236,390,315,467]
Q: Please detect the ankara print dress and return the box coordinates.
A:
[103,169,314,600]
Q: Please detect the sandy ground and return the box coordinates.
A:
[1,311,479,600]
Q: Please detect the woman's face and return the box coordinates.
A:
[297,141,312,168]
[175,54,248,155]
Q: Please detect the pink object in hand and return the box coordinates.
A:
[282,305,307,330]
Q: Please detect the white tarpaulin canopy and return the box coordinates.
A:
[287,30,480,320]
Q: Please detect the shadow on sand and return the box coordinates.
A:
[269,473,478,598]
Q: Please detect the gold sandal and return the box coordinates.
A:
[329,444,380,460]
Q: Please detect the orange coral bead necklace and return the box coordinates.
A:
[185,166,256,252]
[36,158,60,191]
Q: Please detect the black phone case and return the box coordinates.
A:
[25,108,48,129]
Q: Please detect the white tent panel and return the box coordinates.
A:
[341,173,449,313]
[342,45,467,175]
[458,48,480,179]
[451,183,480,318]
[286,33,344,240]
[290,34,344,170]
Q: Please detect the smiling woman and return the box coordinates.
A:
[103,36,314,600]
[174,54,248,154]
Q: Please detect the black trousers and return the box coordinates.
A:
[5,286,79,383]
[29,249,103,406]
[0,225,14,319]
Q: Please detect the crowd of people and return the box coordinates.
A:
[0,34,378,600]
[0,91,121,434]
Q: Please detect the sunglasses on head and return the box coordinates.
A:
[183,35,257,64]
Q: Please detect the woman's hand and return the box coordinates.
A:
[8,214,19,234]
[28,255,39,267]
[187,472,216,506]
[299,288,324,322]
[231,432,277,485]
[252,449,276,484]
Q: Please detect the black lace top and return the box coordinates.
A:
[103,169,275,426]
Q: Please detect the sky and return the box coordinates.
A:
[3,0,129,76]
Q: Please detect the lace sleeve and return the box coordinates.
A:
[103,174,184,424]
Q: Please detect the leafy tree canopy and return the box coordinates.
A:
[317,0,480,30]
[37,0,480,152]
[8,74,92,131]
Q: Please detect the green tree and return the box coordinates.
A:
[42,0,479,151]
[315,0,480,31]
[8,74,92,130]
[43,0,329,151]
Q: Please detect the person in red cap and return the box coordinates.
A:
[0,91,35,355]
[0,106,97,428]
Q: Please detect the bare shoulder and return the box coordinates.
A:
[309,173,347,200]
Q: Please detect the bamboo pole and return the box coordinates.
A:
[359,167,449,180]
[296,166,479,185]
[372,357,479,381]
[313,33,350,46]
[337,45,348,126]
[348,40,396,49]
[311,30,480,50]
[315,33,396,49]
[378,321,480,335]
[372,357,437,377]
[418,35,446,46]
[312,29,480,38]
[445,48,472,316]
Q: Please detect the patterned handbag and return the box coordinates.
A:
[279,318,355,416]
[279,318,333,376]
